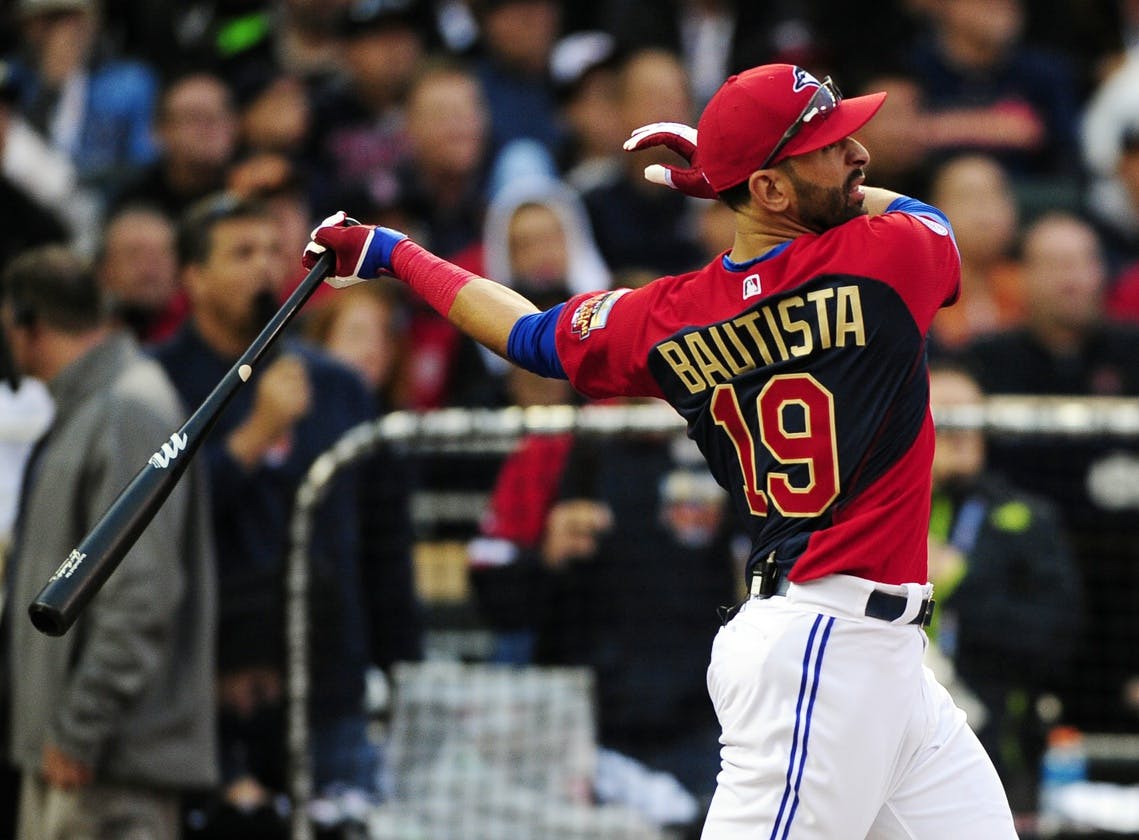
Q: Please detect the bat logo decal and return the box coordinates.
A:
[148,432,189,469]
[49,549,86,582]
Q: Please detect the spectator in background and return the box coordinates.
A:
[903,0,1082,182]
[549,30,624,193]
[225,152,318,302]
[305,0,432,215]
[95,203,186,345]
[469,0,565,161]
[598,0,807,108]
[964,212,1139,733]
[469,427,739,829]
[232,64,312,162]
[112,71,240,222]
[927,361,1079,814]
[472,174,611,388]
[480,175,611,303]
[392,57,499,410]
[7,0,159,203]
[154,195,409,830]
[303,279,408,411]
[398,56,490,262]
[1081,51,1139,273]
[581,47,705,276]
[926,154,1024,355]
[300,280,425,672]
[0,245,217,840]
[0,59,98,258]
[1104,127,1139,320]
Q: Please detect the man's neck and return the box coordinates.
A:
[41,326,112,382]
[191,314,249,360]
[1032,320,1091,358]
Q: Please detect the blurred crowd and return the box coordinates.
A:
[1,0,1139,836]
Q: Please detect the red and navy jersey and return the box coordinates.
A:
[551,198,959,585]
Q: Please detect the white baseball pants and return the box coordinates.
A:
[702,574,1017,839]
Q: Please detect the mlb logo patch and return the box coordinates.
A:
[570,289,630,340]
[743,273,762,300]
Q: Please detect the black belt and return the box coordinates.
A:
[749,558,936,628]
[865,589,936,627]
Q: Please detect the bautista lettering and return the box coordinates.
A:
[656,284,866,394]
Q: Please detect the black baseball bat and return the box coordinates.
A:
[28,247,341,637]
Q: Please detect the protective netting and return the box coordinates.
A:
[287,397,1139,839]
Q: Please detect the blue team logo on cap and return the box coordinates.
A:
[791,67,821,93]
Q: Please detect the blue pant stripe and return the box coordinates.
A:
[769,614,824,840]
[781,615,836,840]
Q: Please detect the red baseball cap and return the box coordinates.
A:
[696,64,887,193]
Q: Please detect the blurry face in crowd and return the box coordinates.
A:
[98,210,178,312]
[343,25,424,103]
[1119,146,1139,213]
[286,0,352,29]
[242,77,310,154]
[322,292,400,391]
[481,0,560,76]
[22,8,94,84]
[562,65,623,161]
[406,69,488,178]
[931,155,1018,266]
[159,75,239,169]
[1022,215,1106,337]
[508,204,567,287]
[619,49,693,139]
[930,368,986,490]
[184,216,284,344]
[939,0,1023,55]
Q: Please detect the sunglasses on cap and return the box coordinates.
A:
[758,76,842,170]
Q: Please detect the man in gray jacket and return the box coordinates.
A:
[0,245,217,839]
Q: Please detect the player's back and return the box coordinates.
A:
[556,199,959,585]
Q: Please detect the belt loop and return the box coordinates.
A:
[750,551,779,599]
[889,582,925,625]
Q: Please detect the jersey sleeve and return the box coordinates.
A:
[551,287,668,400]
[858,196,962,334]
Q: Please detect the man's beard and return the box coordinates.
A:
[786,167,868,233]
[232,288,280,344]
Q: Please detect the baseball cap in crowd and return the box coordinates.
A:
[549,30,619,100]
[18,0,93,16]
[335,0,427,38]
[696,64,887,193]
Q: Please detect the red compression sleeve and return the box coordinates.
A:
[390,240,477,315]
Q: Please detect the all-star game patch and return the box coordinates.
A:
[570,289,630,340]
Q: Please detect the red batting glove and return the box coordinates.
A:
[622,122,718,200]
[302,211,408,288]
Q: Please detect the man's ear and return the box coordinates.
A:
[0,314,20,390]
[749,170,791,213]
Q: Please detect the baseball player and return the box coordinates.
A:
[304,64,1018,838]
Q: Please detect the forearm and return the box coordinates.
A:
[862,186,906,217]
[392,241,538,358]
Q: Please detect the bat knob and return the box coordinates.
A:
[28,600,69,637]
